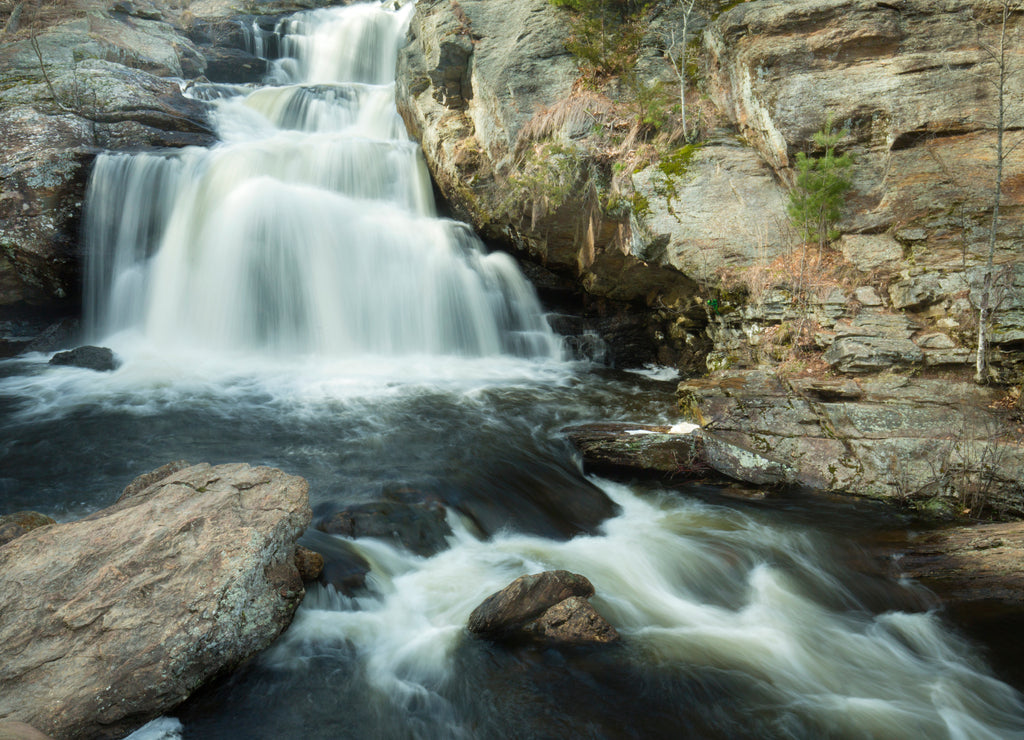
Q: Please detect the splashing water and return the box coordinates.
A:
[82,0,559,368]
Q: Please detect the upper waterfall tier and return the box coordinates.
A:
[83,1,561,361]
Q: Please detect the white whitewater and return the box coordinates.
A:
[83,1,559,363]
[34,2,1024,738]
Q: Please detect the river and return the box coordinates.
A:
[1,2,1023,738]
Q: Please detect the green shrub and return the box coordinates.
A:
[787,118,853,250]
[550,0,651,77]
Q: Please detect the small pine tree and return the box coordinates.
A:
[787,119,853,251]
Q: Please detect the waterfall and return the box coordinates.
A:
[82,1,560,362]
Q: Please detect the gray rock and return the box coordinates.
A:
[48,345,120,371]
[916,332,956,349]
[840,235,903,272]
[854,286,883,307]
[0,463,311,739]
[824,336,924,373]
[678,372,1024,511]
[631,140,792,279]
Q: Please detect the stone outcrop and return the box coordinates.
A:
[396,0,704,365]
[677,371,1024,514]
[0,462,311,740]
[700,0,1024,368]
[564,421,794,486]
[468,570,619,645]
[0,1,216,309]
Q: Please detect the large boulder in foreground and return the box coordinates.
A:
[0,462,311,740]
[468,570,619,645]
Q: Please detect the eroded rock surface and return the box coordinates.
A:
[0,462,311,739]
[564,421,794,486]
[677,371,1024,513]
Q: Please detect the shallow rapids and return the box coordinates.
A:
[2,1,1023,738]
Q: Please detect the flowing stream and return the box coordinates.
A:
[2,2,1024,738]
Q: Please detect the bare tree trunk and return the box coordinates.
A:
[664,0,697,142]
[976,1,1014,383]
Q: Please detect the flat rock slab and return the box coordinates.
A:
[0,463,311,740]
[677,371,1024,512]
[889,521,1024,606]
[564,422,794,487]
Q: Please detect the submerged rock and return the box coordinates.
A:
[48,345,120,371]
[468,570,618,645]
[316,489,452,557]
[0,462,311,739]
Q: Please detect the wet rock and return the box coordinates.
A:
[0,462,311,739]
[294,545,324,582]
[677,371,1024,512]
[523,596,620,645]
[468,570,617,645]
[299,527,371,595]
[201,46,268,83]
[48,345,120,371]
[887,521,1024,607]
[564,422,794,487]
[316,491,452,557]
[443,454,621,541]
[0,511,55,547]
[22,317,80,354]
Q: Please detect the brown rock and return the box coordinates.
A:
[467,570,595,638]
[0,511,56,547]
[524,596,620,645]
[0,721,53,740]
[294,545,324,582]
[0,462,311,740]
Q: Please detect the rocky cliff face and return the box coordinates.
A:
[397,0,1024,510]
[396,0,707,366]
[698,0,1024,374]
[397,0,1024,377]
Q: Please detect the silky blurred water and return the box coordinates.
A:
[3,2,1024,738]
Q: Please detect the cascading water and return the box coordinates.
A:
[2,3,1024,739]
[83,1,558,362]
